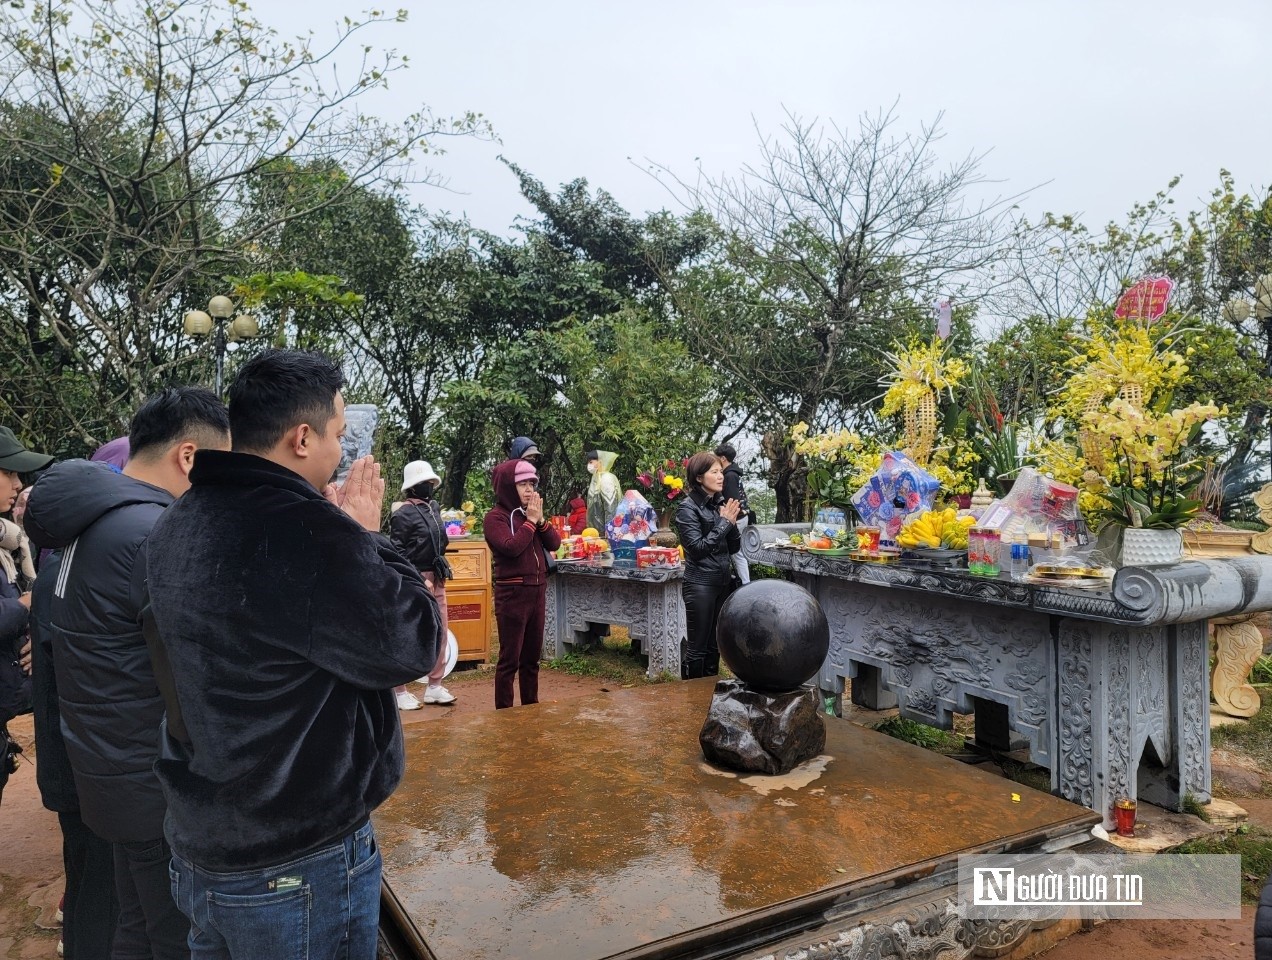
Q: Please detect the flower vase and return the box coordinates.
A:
[1120,528,1183,567]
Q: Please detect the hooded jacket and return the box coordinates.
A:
[586,450,622,531]
[141,451,442,871]
[23,459,175,842]
[567,497,587,536]
[508,436,539,461]
[484,460,561,585]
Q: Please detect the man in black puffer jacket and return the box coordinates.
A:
[25,387,231,960]
[1257,872,1272,959]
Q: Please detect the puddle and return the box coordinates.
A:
[741,755,834,796]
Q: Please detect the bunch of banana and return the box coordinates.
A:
[897,508,976,550]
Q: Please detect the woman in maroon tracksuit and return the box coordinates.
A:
[484,459,561,709]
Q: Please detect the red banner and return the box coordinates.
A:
[1114,276,1175,323]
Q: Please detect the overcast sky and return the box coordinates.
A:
[247,0,1272,237]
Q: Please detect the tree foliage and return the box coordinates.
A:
[0,0,487,448]
[656,107,1019,518]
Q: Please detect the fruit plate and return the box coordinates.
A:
[807,546,854,556]
[908,547,968,563]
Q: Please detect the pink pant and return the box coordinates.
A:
[422,572,449,684]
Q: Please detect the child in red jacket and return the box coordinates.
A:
[566,492,587,536]
[484,459,561,708]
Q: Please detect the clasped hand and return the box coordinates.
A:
[525,493,544,525]
[720,498,742,523]
[322,456,385,532]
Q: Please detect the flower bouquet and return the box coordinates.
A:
[637,459,688,516]
[1084,399,1219,531]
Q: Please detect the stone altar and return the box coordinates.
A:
[743,523,1272,828]
[543,563,685,678]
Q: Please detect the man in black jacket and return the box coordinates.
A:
[25,387,231,960]
[30,551,121,958]
[715,444,752,585]
[143,350,442,960]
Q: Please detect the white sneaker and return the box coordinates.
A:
[395,691,422,711]
[422,685,457,705]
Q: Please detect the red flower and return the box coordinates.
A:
[681,458,689,467]
[667,488,679,499]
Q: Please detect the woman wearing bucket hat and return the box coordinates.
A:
[389,460,457,708]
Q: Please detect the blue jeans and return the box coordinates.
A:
[168,820,382,960]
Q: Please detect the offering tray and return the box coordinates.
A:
[848,549,901,564]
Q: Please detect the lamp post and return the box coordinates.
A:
[183,296,260,396]
[1224,272,1272,482]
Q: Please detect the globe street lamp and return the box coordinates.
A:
[1224,272,1272,481]
[183,296,260,396]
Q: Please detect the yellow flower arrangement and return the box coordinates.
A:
[791,422,868,510]
[879,338,969,418]
[1082,398,1223,529]
[1058,321,1189,420]
[879,338,969,466]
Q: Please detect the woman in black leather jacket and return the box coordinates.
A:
[389,461,457,708]
[675,451,742,679]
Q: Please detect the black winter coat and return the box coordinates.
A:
[675,489,740,586]
[721,463,749,513]
[1257,872,1272,959]
[143,451,442,871]
[0,571,30,722]
[29,552,78,813]
[389,498,452,580]
[24,460,173,842]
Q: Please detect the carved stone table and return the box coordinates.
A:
[543,564,685,679]
[744,524,1272,828]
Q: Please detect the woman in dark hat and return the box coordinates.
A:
[0,426,52,802]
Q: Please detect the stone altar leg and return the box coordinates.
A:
[1172,620,1212,808]
[542,572,567,660]
[1056,620,1126,828]
[1056,619,1210,827]
[1212,615,1264,718]
[641,579,684,680]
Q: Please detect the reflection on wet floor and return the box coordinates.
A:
[375,679,1095,959]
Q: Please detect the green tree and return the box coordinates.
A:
[658,107,1017,519]
[0,0,487,450]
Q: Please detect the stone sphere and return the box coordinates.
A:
[716,580,829,693]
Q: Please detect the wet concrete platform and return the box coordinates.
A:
[375,679,1097,960]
